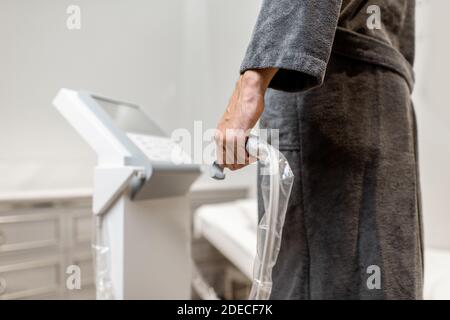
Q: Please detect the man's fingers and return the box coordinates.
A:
[214,128,252,169]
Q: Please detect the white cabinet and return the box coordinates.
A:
[0,189,95,300]
[0,186,250,300]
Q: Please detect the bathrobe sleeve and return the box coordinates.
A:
[240,0,342,92]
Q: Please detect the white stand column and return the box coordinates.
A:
[102,194,191,299]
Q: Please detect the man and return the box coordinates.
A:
[215,0,422,299]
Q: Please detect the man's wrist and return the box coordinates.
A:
[241,68,278,92]
[240,68,278,113]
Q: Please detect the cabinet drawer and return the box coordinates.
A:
[72,213,92,245]
[0,212,60,253]
[0,258,61,300]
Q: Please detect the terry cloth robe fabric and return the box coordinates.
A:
[242,0,423,299]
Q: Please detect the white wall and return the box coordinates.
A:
[180,0,261,192]
[0,0,261,193]
[414,0,450,249]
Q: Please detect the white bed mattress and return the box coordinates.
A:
[194,199,257,279]
[424,248,450,300]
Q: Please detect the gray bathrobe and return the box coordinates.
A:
[241,0,422,299]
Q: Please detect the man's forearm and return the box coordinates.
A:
[215,67,278,170]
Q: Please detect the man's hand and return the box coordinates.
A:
[215,68,278,170]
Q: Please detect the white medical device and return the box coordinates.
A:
[53,88,200,299]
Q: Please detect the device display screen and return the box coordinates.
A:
[93,95,166,137]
